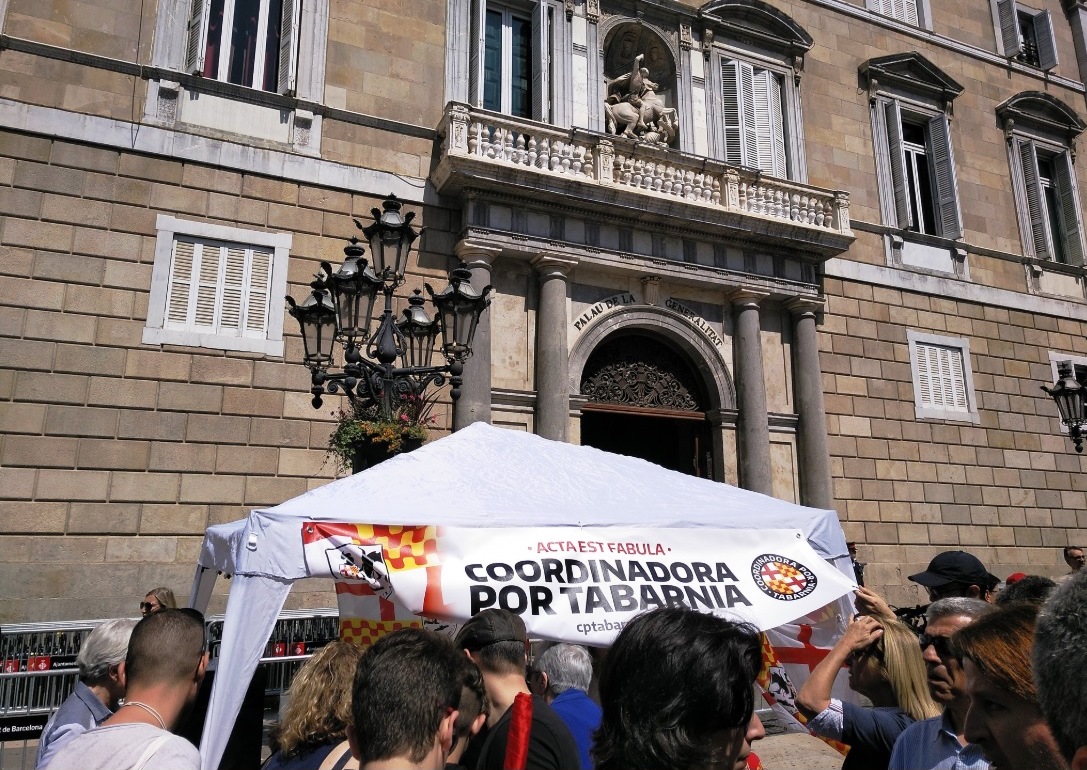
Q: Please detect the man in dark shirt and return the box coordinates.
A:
[454,610,580,770]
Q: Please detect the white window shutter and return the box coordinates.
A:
[220,246,246,333]
[720,60,744,167]
[166,239,196,328]
[1054,151,1086,265]
[277,0,303,95]
[246,248,273,335]
[915,343,933,407]
[944,347,968,410]
[740,62,757,169]
[928,113,962,239]
[768,73,787,177]
[884,100,912,228]
[1035,10,1059,70]
[184,0,212,75]
[997,0,1023,57]
[194,244,222,330]
[468,0,487,106]
[530,2,549,122]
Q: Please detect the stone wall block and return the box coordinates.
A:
[178,473,245,504]
[87,376,159,408]
[186,413,251,443]
[214,445,280,475]
[44,405,118,436]
[244,476,308,506]
[105,535,178,563]
[138,504,209,534]
[0,502,68,533]
[109,471,181,503]
[148,441,217,472]
[0,402,47,433]
[157,382,224,413]
[67,502,140,533]
[76,438,150,469]
[36,469,110,500]
[191,356,255,386]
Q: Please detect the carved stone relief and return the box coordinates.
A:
[602,25,678,147]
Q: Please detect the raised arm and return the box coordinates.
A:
[796,615,884,719]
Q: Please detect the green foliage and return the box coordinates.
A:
[327,392,436,474]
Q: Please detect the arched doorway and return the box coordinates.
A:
[579,332,713,477]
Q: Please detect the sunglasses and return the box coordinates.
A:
[139,602,160,612]
[918,633,954,658]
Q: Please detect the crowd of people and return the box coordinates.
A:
[29,549,1087,770]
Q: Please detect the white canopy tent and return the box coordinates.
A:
[190,423,854,770]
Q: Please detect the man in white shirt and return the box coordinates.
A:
[42,609,208,770]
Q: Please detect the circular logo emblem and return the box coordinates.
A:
[751,554,818,601]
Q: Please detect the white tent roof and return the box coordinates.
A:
[199,422,849,580]
[193,423,852,770]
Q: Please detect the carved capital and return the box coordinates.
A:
[454,240,502,268]
[785,296,825,322]
[680,24,693,50]
[532,253,579,279]
[446,103,472,156]
[703,29,715,58]
[641,275,662,305]
[725,287,770,307]
[586,0,600,23]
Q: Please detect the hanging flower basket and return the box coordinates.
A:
[327,393,436,475]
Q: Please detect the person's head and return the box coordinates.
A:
[921,597,995,706]
[535,643,594,702]
[453,609,529,677]
[953,602,1065,770]
[1034,570,1087,767]
[124,609,207,716]
[270,641,362,758]
[995,575,1057,606]
[448,655,489,765]
[76,618,138,707]
[350,628,463,768]
[848,617,940,722]
[1063,546,1085,572]
[141,587,177,617]
[909,551,998,602]
[593,607,764,770]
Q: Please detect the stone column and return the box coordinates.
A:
[453,241,500,430]
[729,288,773,496]
[789,298,835,511]
[533,254,577,441]
[1063,0,1087,88]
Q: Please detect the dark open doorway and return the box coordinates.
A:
[578,332,714,478]
[580,406,713,477]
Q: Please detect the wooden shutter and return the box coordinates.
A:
[194,243,222,330]
[220,246,246,333]
[246,248,273,335]
[751,69,787,178]
[1054,151,1086,265]
[902,0,919,25]
[277,0,303,95]
[916,343,968,412]
[997,0,1022,57]
[184,0,212,75]
[740,62,757,169]
[883,100,911,228]
[166,239,197,328]
[468,0,487,106]
[1035,10,1059,70]
[928,113,962,239]
[530,2,549,122]
[1018,139,1050,258]
[720,60,744,167]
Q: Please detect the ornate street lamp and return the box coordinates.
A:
[1042,360,1087,452]
[287,194,492,410]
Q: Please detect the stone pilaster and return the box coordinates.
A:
[788,298,835,511]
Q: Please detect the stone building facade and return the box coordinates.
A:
[1,0,1087,621]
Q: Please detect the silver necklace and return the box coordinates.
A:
[125,700,167,730]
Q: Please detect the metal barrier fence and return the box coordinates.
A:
[0,609,341,770]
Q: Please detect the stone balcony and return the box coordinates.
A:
[432,103,854,261]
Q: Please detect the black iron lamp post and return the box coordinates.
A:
[1042,360,1087,452]
[286,194,492,411]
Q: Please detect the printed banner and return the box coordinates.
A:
[301,523,856,646]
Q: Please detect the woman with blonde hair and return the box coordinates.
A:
[140,587,176,616]
[263,641,362,770]
[952,602,1066,770]
[797,615,939,770]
